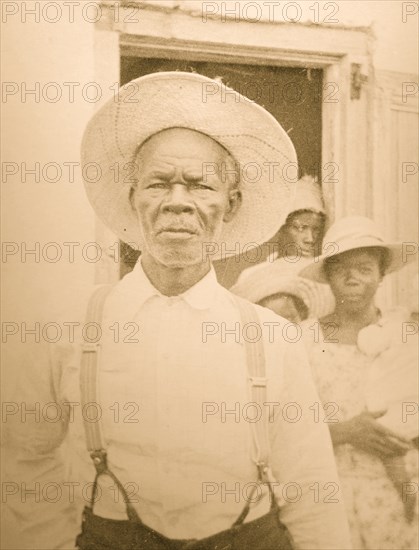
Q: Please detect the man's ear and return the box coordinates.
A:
[223,189,242,222]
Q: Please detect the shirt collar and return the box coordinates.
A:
[122,259,220,311]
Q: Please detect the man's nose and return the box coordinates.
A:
[162,183,194,213]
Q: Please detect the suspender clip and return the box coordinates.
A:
[90,450,108,474]
[256,462,285,505]
[256,461,269,481]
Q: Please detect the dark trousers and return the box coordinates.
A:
[76,505,294,550]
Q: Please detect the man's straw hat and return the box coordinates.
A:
[81,72,298,259]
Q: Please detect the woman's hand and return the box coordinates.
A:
[329,410,412,459]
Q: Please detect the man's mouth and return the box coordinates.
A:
[159,227,197,234]
[158,227,198,239]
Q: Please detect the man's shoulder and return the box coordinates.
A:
[225,290,300,331]
[224,289,293,323]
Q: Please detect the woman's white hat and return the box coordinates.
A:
[231,257,335,319]
[81,72,298,259]
[287,175,325,216]
[300,216,417,283]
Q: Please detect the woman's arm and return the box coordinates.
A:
[329,410,412,459]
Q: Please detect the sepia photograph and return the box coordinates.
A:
[1,1,418,549]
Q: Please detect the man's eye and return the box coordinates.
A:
[148,182,167,189]
[190,183,212,190]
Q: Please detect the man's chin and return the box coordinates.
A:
[151,246,207,268]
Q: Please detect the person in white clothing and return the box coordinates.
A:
[300,216,419,549]
[3,72,351,550]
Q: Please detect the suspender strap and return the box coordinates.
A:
[80,285,141,521]
[233,296,270,475]
[233,296,281,517]
[80,284,112,454]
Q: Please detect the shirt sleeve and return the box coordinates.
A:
[2,341,79,550]
[269,337,352,550]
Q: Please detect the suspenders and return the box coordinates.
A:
[80,285,140,521]
[80,285,111,454]
[80,285,279,518]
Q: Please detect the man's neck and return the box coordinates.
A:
[140,253,211,296]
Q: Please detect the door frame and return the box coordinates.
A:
[95,3,373,281]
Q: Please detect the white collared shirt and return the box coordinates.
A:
[4,261,351,549]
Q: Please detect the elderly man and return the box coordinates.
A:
[5,72,351,550]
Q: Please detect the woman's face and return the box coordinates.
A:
[325,248,383,312]
[282,211,325,258]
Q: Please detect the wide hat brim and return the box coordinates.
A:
[231,258,335,318]
[81,72,298,259]
[301,239,415,283]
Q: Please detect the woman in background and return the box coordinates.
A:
[301,216,419,550]
[231,258,334,323]
[215,175,326,287]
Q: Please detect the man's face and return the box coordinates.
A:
[325,249,383,311]
[130,128,241,267]
[283,211,324,257]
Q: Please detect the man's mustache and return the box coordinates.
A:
[155,216,201,234]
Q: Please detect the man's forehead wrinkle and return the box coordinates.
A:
[147,167,176,179]
[142,155,219,177]
[149,154,211,164]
